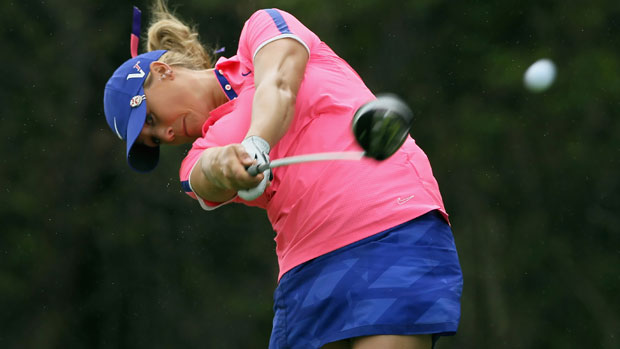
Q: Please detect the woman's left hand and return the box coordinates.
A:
[238,136,271,201]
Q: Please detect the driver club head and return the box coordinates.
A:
[352,94,414,160]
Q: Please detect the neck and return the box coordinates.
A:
[202,68,229,110]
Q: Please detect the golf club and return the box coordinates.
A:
[247,94,413,176]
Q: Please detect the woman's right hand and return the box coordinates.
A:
[190,144,266,203]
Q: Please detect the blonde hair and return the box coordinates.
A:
[146,0,213,72]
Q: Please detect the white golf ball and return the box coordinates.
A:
[524,58,557,92]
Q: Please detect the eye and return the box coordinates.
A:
[144,114,160,146]
[146,114,155,125]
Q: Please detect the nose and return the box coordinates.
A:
[156,126,175,143]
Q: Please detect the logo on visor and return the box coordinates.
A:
[113,117,124,140]
[127,61,146,80]
[130,94,146,108]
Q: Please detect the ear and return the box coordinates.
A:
[150,61,174,80]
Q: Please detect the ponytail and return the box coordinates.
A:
[146,0,213,70]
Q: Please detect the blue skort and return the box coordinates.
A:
[269,210,463,348]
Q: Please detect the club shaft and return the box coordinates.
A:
[248,151,365,175]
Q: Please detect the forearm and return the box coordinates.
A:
[246,75,297,146]
[246,38,308,146]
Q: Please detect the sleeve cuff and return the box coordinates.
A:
[252,33,310,61]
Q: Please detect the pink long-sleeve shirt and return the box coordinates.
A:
[179,9,448,280]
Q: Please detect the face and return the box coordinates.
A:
[136,63,210,147]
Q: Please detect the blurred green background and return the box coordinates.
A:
[1,0,619,348]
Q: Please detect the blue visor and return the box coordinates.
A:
[103,50,166,172]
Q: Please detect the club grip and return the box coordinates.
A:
[246,163,269,176]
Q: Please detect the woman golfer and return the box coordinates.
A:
[103,1,462,348]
